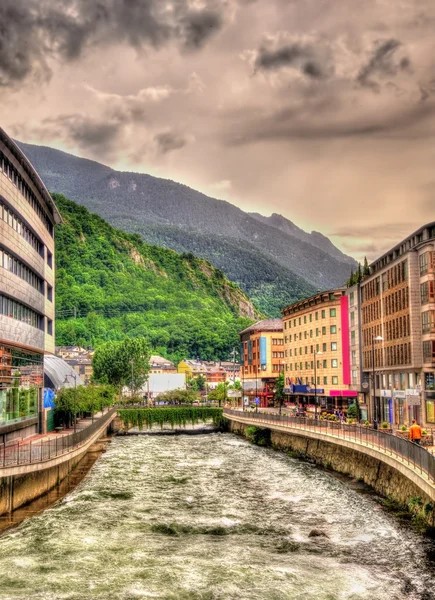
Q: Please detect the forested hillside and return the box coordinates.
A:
[19,141,355,317]
[54,195,259,362]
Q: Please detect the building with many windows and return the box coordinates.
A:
[239,319,283,408]
[0,128,62,441]
[360,222,435,426]
[281,289,358,414]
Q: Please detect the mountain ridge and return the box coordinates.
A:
[18,140,357,316]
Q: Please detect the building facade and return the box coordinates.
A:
[177,360,227,388]
[239,319,283,408]
[360,222,435,426]
[149,355,177,374]
[0,128,62,441]
[282,289,358,414]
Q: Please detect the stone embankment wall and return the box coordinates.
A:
[0,426,114,517]
[228,419,435,527]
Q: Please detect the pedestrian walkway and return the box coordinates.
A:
[0,409,116,468]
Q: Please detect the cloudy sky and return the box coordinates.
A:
[1,0,435,261]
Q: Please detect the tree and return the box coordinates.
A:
[189,374,206,392]
[155,389,198,404]
[274,372,285,414]
[229,380,242,390]
[207,382,229,406]
[93,338,150,395]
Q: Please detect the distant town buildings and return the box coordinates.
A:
[239,318,283,407]
[55,346,94,385]
[177,359,227,388]
[149,355,177,374]
[0,128,62,442]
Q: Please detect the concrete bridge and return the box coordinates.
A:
[224,408,435,526]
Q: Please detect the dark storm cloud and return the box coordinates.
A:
[255,43,327,78]
[154,132,187,154]
[181,10,223,49]
[357,38,410,90]
[42,114,123,153]
[0,0,224,86]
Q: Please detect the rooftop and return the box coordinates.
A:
[239,318,283,335]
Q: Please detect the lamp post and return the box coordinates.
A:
[63,372,77,433]
[372,335,383,428]
[313,351,323,420]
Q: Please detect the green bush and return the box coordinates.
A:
[381,421,389,429]
[401,425,408,431]
[244,426,271,447]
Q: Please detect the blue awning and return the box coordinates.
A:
[43,388,56,409]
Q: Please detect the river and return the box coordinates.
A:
[0,432,435,599]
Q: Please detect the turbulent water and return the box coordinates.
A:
[1,433,435,600]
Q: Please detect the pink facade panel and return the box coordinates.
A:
[340,295,351,386]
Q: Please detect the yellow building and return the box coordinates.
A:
[150,355,177,374]
[282,288,357,414]
[239,319,284,407]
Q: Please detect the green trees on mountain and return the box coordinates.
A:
[347,257,370,287]
[54,194,257,362]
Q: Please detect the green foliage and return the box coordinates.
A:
[347,404,358,419]
[92,338,150,392]
[401,425,408,431]
[53,194,257,362]
[244,426,271,447]
[117,407,224,430]
[381,421,390,428]
[274,372,285,403]
[207,382,229,406]
[189,374,206,392]
[152,389,199,404]
[55,385,115,421]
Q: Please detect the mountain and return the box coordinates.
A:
[19,141,357,316]
[53,194,259,362]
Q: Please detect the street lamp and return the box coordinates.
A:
[313,351,323,420]
[372,335,383,428]
[63,371,77,433]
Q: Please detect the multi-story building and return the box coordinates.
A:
[55,345,95,384]
[345,284,367,419]
[360,222,435,425]
[281,289,358,414]
[0,128,62,441]
[239,319,283,408]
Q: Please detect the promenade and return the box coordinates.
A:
[0,408,116,468]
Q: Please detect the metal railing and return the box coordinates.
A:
[0,408,117,468]
[224,409,435,484]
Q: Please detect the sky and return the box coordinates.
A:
[1,0,435,262]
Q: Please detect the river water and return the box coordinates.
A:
[1,433,435,600]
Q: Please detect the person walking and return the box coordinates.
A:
[409,420,423,445]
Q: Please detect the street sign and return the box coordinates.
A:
[255,398,260,405]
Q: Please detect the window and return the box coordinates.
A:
[315,312,318,320]
[309,314,312,322]
[349,292,354,306]
[420,252,428,275]
[323,360,327,368]
[47,319,53,336]
[323,377,328,385]
[316,328,319,336]
[322,326,326,335]
[321,310,326,318]
[330,309,336,317]
[330,325,337,334]
[331,342,337,351]
[0,295,42,329]
[47,251,53,269]
[350,312,355,326]
[332,376,338,385]
[331,359,338,368]
[422,311,435,334]
[350,330,355,345]
[304,316,307,324]
[322,343,327,352]
[299,317,301,325]
[47,285,53,302]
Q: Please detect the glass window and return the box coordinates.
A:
[331,359,338,368]
[332,376,338,385]
[322,326,326,335]
[330,309,336,317]
[321,310,326,318]
[322,343,327,352]
[323,377,327,385]
[330,325,337,334]
[331,342,337,351]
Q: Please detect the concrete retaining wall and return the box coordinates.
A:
[228,418,435,527]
